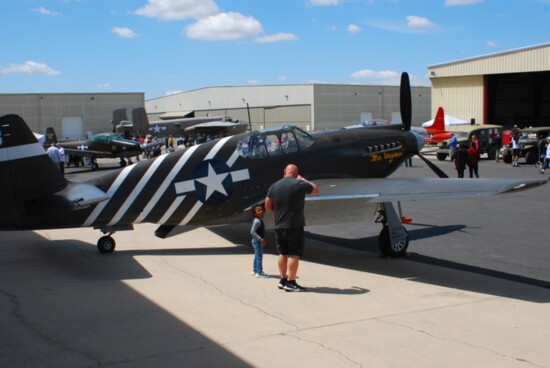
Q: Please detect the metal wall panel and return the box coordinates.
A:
[0,93,144,137]
[431,76,484,124]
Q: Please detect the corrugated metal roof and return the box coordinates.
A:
[428,42,550,69]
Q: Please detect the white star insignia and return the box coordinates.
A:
[195,163,229,200]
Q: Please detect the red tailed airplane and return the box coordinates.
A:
[0,73,546,257]
[423,107,454,143]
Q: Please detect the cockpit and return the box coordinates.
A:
[237,125,315,159]
[89,133,126,144]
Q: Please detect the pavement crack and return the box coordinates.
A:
[377,319,546,368]
[0,288,103,367]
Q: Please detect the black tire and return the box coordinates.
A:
[119,159,127,167]
[97,236,116,254]
[525,150,538,165]
[378,226,409,258]
[91,162,99,170]
[436,153,448,161]
[503,152,512,164]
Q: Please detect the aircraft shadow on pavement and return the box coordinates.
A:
[0,231,254,367]
[208,224,550,303]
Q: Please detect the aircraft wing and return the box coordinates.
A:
[63,148,115,159]
[299,177,547,226]
[310,177,547,202]
[184,121,249,134]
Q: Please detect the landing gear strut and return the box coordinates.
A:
[375,202,409,257]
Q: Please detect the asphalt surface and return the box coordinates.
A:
[1,154,549,367]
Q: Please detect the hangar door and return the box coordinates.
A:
[61,116,84,139]
[486,71,550,128]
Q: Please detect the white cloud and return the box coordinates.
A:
[255,33,298,43]
[307,0,343,6]
[444,0,483,5]
[186,12,262,40]
[112,27,138,38]
[165,90,183,96]
[134,0,218,21]
[278,76,287,82]
[350,69,400,84]
[486,40,498,48]
[96,83,111,89]
[247,80,261,85]
[0,61,60,75]
[406,15,436,29]
[33,7,60,16]
[347,24,361,33]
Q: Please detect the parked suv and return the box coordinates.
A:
[436,124,503,161]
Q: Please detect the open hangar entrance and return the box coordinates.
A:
[486,71,550,129]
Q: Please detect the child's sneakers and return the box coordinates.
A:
[255,271,269,279]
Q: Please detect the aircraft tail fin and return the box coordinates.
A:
[0,114,67,228]
[45,127,58,145]
[132,107,150,137]
[112,108,128,132]
[431,107,445,132]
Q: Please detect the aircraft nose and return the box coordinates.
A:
[411,130,425,152]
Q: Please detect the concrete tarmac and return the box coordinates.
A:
[1,156,550,367]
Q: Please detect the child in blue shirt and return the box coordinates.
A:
[250,204,268,278]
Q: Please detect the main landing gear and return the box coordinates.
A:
[375,202,409,257]
[97,233,116,253]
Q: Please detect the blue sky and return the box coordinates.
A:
[2,0,549,99]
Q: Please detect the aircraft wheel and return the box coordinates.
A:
[378,226,409,258]
[97,236,116,254]
[436,153,447,161]
[119,159,127,167]
[91,162,99,170]
[525,150,538,165]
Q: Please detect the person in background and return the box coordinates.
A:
[511,126,521,167]
[467,141,480,178]
[449,132,458,161]
[541,137,550,174]
[47,143,60,167]
[454,144,469,178]
[57,143,65,175]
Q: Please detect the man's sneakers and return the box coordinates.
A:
[283,280,307,292]
[278,277,307,292]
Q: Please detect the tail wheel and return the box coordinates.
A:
[378,226,409,258]
[97,236,116,254]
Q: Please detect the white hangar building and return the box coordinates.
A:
[145,83,432,132]
[0,93,144,139]
[428,42,550,129]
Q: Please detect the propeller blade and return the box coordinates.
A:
[400,72,412,131]
[417,153,449,178]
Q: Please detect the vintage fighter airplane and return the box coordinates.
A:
[61,132,160,170]
[113,107,249,139]
[0,73,546,257]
